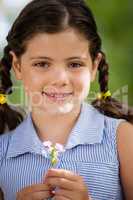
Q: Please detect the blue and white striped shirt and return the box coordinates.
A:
[0,102,124,200]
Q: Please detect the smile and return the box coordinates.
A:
[42,92,73,102]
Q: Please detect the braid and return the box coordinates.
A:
[0,45,13,94]
[92,52,133,124]
[0,45,25,135]
[98,51,109,92]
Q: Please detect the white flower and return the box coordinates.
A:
[43,141,65,166]
[43,140,52,148]
[55,143,65,152]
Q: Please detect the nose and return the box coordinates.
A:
[51,67,70,87]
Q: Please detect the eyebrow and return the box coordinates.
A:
[30,56,88,61]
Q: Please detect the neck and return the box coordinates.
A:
[31,104,81,145]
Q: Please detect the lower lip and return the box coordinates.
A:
[42,92,72,103]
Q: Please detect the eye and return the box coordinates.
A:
[32,61,50,68]
[69,62,84,68]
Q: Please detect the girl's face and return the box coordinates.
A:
[11,28,101,115]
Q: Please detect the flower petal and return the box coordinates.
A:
[55,143,65,152]
[43,140,52,148]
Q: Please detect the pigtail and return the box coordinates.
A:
[92,52,133,124]
[0,45,25,135]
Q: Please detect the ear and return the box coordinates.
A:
[10,51,22,80]
[91,52,102,82]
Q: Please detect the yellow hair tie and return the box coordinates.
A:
[0,94,7,104]
[97,90,111,100]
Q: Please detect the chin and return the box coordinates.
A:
[57,102,74,114]
[40,101,75,115]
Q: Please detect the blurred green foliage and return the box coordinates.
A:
[87,0,133,106]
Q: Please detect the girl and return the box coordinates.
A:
[0,0,133,199]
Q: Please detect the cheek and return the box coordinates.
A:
[74,71,91,94]
[22,71,43,92]
[22,69,51,105]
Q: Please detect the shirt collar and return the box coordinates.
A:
[6,102,105,158]
[6,113,45,158]
[65,102,105,149]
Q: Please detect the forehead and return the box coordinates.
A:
[24,28,90,58]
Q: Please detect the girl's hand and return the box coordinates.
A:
[44,168,90,200]
[16,183,53,200]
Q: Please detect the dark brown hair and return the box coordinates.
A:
[0,0,133,134]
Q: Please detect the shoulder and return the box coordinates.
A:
[0,132,12,163]
[104,115,126,132]
[117,120,133,137]
[0,131,12,144]
[116,122,133,199]
[117,121,133,153]
[84,103,126,141]
[117,121,133,157]
[88,103,125,131]
[0,113,28,161]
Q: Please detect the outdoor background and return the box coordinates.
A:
[0,0,133,109]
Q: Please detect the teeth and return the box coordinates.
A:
[44,92,71,98]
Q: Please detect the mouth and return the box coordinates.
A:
[42,92,73,102]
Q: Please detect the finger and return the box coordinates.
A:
[45,177,78,190]
[54,195,70,200]
[17,190,51,200]
[54,188,74,199]
[45,169,79,182]
[18,183,51,195]
[54,187,89,200]
[30,190,51,200]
